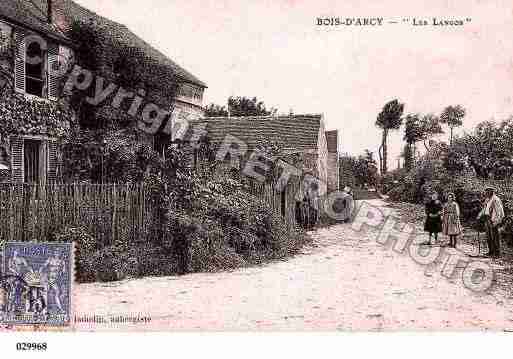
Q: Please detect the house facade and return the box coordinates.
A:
[43,0,207,122]
[325,130,340,192]
[0,1,74,183]
[0,0,206,184]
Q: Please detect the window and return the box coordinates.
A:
[14,33,61,100]
[281,189,287,218]
[24,139,42,183]
[154,132,171,158]
[25,41,45,97]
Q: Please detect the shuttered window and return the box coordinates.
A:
[10,137,57,184]
[13,30,63,101]
[47,140,58,183]
[14,31,26,94]
[24,139,41,183]
[47,43,60,101]
[25,40,45,97]
[10,137,24,182]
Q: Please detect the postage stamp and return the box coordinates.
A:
[0,243,74,326]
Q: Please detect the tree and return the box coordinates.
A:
[340,150,378,188]
[205,96,277,117]
[205,104,229,117]
[440,105,465,145]
[376,99,404,174]
[449,118,513,179]
[228,96,276,117]
[419,114,444,150]
[403,113,444,162]
[403,113,423,162]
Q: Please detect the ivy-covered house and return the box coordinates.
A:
[0,0,74,184]
[42,0,207,156]
[0,0,207,184]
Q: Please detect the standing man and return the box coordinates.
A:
[478,186,505,257]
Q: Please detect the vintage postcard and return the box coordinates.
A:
[1,0,513,346]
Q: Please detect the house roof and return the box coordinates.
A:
[57,0,207,88]
[189,114,324,152]
[325,130,339,153]
[0,0,71,44]
[3,0,206,88]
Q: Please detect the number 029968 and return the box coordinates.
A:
[16,343,48,351]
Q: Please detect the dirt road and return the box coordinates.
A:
[75,200,513,331]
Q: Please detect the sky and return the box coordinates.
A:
[75,0,513,168]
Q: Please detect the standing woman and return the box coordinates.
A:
[443,193,463,248]
[342,186,355,223]
[424,192,443,245]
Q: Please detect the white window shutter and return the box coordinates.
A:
[47,42,60,101]
[10,137,24,182]
[14,31,26,94]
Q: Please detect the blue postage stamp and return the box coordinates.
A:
[0,243,73,326]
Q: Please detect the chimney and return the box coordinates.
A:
[47,0,53,23]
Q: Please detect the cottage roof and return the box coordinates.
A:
[1,0,206,88]
[190,114,324,152]
[0,0,71,44]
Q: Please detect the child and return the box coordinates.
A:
[424,192,443,245]
[443,193,463,248]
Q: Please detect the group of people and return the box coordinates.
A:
[424,186,504,257]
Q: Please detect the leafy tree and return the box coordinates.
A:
[228,96,276,117]
[340,150,378,188]
[376,99,404,174]
[440,105,465,145]
[205,96,277,117]
[419,114,444,150]
[403,113,423,162]
[205,104,229,117]
[403,113,444,162]
[449,118,513,179]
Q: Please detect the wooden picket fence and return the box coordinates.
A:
[0,179,310,246]
[0,183,154,245]
[246,179,313,229]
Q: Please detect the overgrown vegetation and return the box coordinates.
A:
[339,150,379,189]
[205,96,277,117]
[385,116,513,231]
[0,19,307,283]
[52,144,307,283]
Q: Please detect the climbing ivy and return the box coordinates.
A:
[0,86,73,140]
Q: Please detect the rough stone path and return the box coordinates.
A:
[74,200,513,331]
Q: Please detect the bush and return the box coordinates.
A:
[53,227,97,283]
[386,156,513,227]
[88,245,138,282]
[53,226,142,283]
[160,179,307,275]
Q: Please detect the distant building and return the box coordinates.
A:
[187,114,340,196]
[325,130,339,192]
